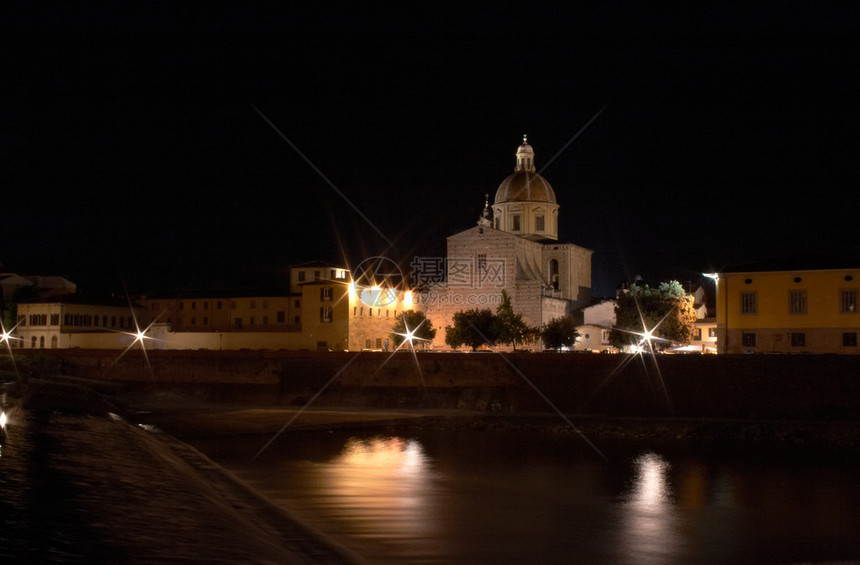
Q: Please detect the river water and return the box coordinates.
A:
[189,428,860,564]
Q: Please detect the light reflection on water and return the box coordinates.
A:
[618,453,677,563]
[193,431,860,565]
[313,437,439,543]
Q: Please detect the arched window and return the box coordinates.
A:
[51,336,58,349]
[31,336,37,348]
[549,259,559,291]
[39,336,45,348]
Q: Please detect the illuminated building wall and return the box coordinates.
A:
[347,287,416,351]
[289,261,349,292]
[300,280,350,351]
[716,267,860,354]
[574,300,618,352]
[142,294,302,333]
[15,301,144,349]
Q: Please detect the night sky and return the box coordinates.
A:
[3,4,858,297]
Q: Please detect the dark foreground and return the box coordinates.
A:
[4,377,860,564]
[0,381,364,564]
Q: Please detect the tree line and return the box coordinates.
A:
[390,290,578,351]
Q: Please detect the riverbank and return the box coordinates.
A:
[0,380,366,564]
[14,350,860,421]
[4,376,860,563]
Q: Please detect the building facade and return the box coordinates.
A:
[574,300,617,352]
[715,264,860,354]
[421,136,592,349]
[15,299,144,349]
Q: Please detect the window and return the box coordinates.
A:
[191,317,196,325]
[791,332,806,347]
[294,300,300,308]
[263,316,269,325]
[298,271,306,282]
[601,330,611,344]
[365,339,372,349]
[843,332,858,347]
[742,332,756,347]
[693,328,702,341]
[320,306,332,323]
[204,302,208,310]
[512,215,521,231]
[217,301,222,309]
[549,259,559,291]
[376,338,382,349]
[789,290,807,314]
[234,318,243,329]
[203,317,208,325]
[740,292,757,315]
[353,307,357,317]
[294,315,300,324]
[840,289,857,314]
[192,301,196,310]
[314,270,321,281]
[249,316,255,326]
[321,287,333,301]
[535,215,545,231]
[263,300,268,309]
[709,327,717,338]
[277,311,285,323]
[50,314,59,326]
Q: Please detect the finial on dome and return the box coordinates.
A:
[514,135,536,173]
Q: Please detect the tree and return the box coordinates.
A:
[541,317,579,351]
[390,310,436,349]
[445,308,497,351]
[610,280,698,350]
[492,290,539,350]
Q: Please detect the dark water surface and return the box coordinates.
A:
[189,429,860,564]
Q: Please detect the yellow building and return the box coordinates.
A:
[714,263,860,354]
[143,292,302,333]
[136,272,413,351]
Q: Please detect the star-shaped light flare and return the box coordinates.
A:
[583,297,676,414]
[106,303,167,381]
[0,319,22,384]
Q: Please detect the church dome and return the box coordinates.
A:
[495,171,557,204]
[494,135,556,204]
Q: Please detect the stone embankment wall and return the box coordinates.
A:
[11,350,860,420]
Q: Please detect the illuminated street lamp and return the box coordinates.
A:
[702,272,724,354]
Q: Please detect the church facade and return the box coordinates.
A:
[421,136,593,349]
